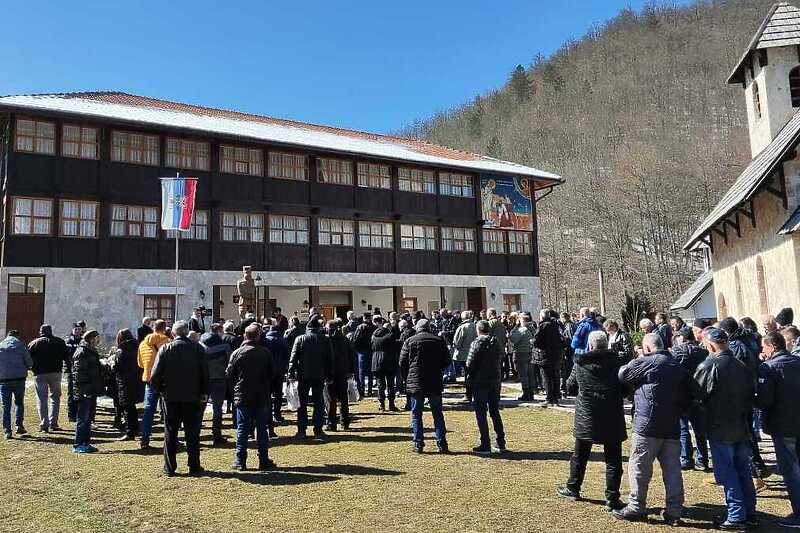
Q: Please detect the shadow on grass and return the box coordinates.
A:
[287,464,403,476]
[481,449,629,463]
[196,469,338,486]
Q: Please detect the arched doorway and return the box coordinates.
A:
[756,255,769,315]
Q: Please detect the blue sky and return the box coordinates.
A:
[0,1,692,133]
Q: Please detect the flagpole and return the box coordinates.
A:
[175,172,180,323]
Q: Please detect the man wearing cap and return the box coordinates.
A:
[399,319,452,454]
[71,330,105,453]
[288,315,333,439]
[27,324,69,433]
[695,327,757,530]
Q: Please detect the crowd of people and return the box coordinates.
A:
[1,303,800,529]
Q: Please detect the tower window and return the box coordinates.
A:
[753,81,762,119]
[790,66,800,108]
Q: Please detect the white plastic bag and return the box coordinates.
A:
[347,377,361,403]
[283,380,300,411]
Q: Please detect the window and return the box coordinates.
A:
[508,231,532,255]
[358,221,393,249]
[318,158,353,185]
[220,145,262,176]
[503,294,521,313]
[318,218,354,247]
[357,162,391,189]
[441,227,475,252]
[112,131,159,165]
[111,205,158,238]
[60,200,98,238]
[221,212,264,242]
[790,66,800,108]
[482,230,506,254]
[11,197,53,235]
[400,224,436,251]
[269,215,309,245]
[439,172,474,197]
[15,118,55,155]
[8,274,45,294]
[62,125,99,159]
[398,167,435,194]
[268,152,308,181]
[164,210,209,240]
[165,138,209,171]
[144,295,175,323]
[753,81,762,119]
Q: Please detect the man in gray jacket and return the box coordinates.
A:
[0,330,33,439]
[452,311,477,401]
[509,315,535,401]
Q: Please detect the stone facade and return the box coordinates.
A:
[711,187,800,320]
[0,266,540,346]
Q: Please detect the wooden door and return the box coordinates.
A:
[7,274,45,343]
[467,287,485,314]
[320,305,336,321]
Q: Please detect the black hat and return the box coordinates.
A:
[776,307,794,327]
[704,327,728,344]
[718,317,739,335]
[692,318,710,329]
[82,330,100,342]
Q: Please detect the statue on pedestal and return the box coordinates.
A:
[237,266,256,319]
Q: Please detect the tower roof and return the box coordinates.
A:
[728,2,800,84]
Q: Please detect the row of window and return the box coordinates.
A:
[14,118,475,197]
[10,197,532,254]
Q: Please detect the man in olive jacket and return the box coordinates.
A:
[466,320,506,454]
[695,327,756,530]
[149,321,210,476]
[400,319,452,453]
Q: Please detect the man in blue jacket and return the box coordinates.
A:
[614,333,692,526]
[0,331,33,439]
[570,307,603,355]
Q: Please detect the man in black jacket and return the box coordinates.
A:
[466,320,506,454]
[263,325,289,430]
[534,310,564,406]
[149,321,210,476]
[326,320,355,431]
[28,324,69,433]
[757,331,800,528]
[289,316,333,439]
[352,312,376,397]
[558,330,627,511]
[200,324,232,445]
[399,319,452,453]
[614,333,692,525]
[372,316,400,411]
[226,324,276,471]
[695,327,757,530]
[672,330,711,472]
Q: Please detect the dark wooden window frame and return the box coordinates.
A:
[10,196,54,236]
[441,226,476,253]
[267,150,309,181]
[317,157,354,186]
[143,294,176,323]
[8,274,46,295]
[398,166,436,195]
[62,123,100,160]
[220,145,263,176]
[110,204,159,239]
[221,211,264,243]
[59,199,100,239]
[14,117,56,155]
[165,136,211,171]
[111,130,160,166]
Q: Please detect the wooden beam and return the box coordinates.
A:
[713,225,728,246]
[739,199,756,228]
[724,213,741,238]
[766,167,789,210]
[759,49,769,68]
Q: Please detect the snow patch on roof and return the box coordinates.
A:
[0,92,562,183]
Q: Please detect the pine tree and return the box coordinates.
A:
[486,135,503,158]
[468,95,484,138]
[509,65,532,104]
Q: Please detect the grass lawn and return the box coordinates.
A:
[0,383,793,533]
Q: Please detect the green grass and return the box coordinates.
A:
[0,384,792,533]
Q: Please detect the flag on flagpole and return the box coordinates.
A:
[160,177,198,231]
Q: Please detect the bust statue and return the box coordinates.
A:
[236,266,256,319]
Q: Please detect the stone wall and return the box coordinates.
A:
[711,187,800,320]
[0,267,539,346]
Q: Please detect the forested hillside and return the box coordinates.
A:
[403,0,778,315]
